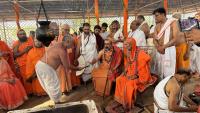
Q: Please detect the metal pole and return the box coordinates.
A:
[2,18,7,43]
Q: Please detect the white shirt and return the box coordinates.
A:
[100,31,109,40]
[114,29,124,49]
[128,29,146,47]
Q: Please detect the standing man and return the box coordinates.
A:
[58,24,75,93]
[76,23,98,82]
[111,20,124,50]
[13,29,33,95]
[128,20,146,47]
[100,22,109,40]
[49,22,59,46]
[58,24,70,42]
[172,13,190,70]
[62,34,81,89]
[94,25,105,52]
[35,29,84,103]
[153,8,178,79]
[137,15,150,39]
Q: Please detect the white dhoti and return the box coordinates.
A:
[156,46,176,79]
[35,61,61,102]
[155,18,176,79]
[154,76,195,113]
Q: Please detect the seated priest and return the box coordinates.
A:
[114,38,153,111]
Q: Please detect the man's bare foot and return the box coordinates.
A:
[56,94,69,104]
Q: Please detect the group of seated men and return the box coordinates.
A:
[0,7,200,112]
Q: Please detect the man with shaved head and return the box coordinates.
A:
[58,24,70,42]
[172,13,190,70]
[57,24,81,93]
[49,22,59,46]
[128,20,146,47]
[137,15,150,39]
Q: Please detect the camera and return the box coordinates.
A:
[178,17,200,32]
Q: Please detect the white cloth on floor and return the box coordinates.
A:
[35,61,61,102]
[128,29,146,47]
[80,33,98,82]
[155,18,176,79]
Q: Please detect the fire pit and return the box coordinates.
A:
[8,100,98,113]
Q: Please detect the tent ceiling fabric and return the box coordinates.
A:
[0,0,200,21]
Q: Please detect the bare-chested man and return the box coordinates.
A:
[35,28,83,104]
[154,68,198,113]
[172,13,190,70]
[153,8,179,79]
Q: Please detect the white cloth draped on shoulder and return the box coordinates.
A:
[155,18,176,79]
[128,29,146,47]
[80,33,98,82]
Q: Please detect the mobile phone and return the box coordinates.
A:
[179,18,200,32]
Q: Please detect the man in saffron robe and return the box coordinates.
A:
[26,36,46,96]
[172,13,190,70]
[114,38,153,110]
[13,29,33,95]
[0,40,18,78]
[49,22,59,46]
[62,34,81,88]
[58,24,81,93]
[91,39,122,96]
[0,58,27,110]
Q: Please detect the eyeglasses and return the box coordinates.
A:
[83,29,90,30]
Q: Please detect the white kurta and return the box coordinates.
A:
[80,33,98,82]
[113,29,124,49]
[100,31,109,40]
[128,29,146,47]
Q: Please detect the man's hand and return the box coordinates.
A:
[185,29,200,44]
[26,74,37,83]
[0,51,10,57]
[90,59,96,65]
[73,60,79,66]
[7,78,15,84]
[24,46,33,53]
[189,105,198,111]
[156,45,165,54]
[77,66,85,71]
